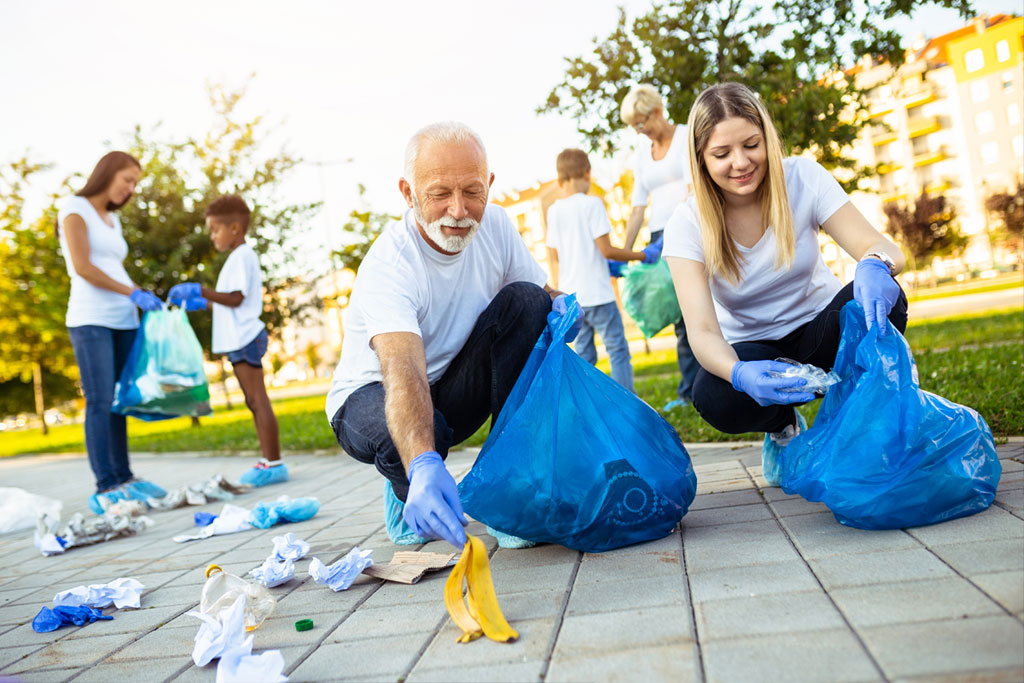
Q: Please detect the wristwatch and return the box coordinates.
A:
[863,251,896,276]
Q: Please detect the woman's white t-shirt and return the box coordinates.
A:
[325,204,547,419]
[632,124,691,233]
[57,196,139,329]
[663,157,849,343]
[545,194,616,307]
[212,242,266,354]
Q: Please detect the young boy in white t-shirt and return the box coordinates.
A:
[545,149,663,391]
[168,195,286,487]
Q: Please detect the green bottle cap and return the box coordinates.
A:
[294,618,314,632]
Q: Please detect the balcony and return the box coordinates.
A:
[878,161,903,175]
[869,102,894,119]
[903,88,936,110]
[913,148,946,167]
[872,128,898,146]
[882,190,907,203]
[908,115,940,138]
[925,180,951,194]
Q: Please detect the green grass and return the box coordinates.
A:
[1,307,1021,457]
[906,276,1022,303]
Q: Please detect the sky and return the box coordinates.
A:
[1,0,1018,268]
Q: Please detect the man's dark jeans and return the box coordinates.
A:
[331,282,551,501]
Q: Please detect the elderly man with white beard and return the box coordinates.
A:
[325,122,577,550]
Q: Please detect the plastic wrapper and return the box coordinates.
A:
[770,358,841,394]
[112,308,212,421]
[200,565,276,631]
[34,512,153,556]
[0,488,62,535]
[459,294,697,553]
[619,260,682,338]
[778,301,1001,530]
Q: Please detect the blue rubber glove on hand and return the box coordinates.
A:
[129,289,162,312]
[551,293,584,343]
[168,283,202,307]
[607,259,626,277]
[642,236,664,264]
[854,258,900,337]
[402,451,467,548]
[182,296,208,311]
[731,360,817,407]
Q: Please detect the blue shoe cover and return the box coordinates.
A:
[762,411,807,487]
[87,489,126,515]
[123,479,167,500]
[662,398,690,412]
[240,461,290,487]
[487,526,537,549]
[384,481,426,545]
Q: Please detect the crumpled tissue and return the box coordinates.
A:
[32,605,113,632]
[53,577,144,609]
[188,592,288,681]
[308,547,373,592]
[249,558,295,588]
[174,504,252,543]
[270,533,309,562]
[216,641,287,683]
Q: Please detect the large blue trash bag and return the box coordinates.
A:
[778,301,1000,530]
[458,294,697,552]
[112,309,213,421]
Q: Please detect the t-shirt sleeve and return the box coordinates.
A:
[631,152,650,207]
[497,208,547,287]
[57,196,89,233]
[804,159,851,226]
[218,250,249,293]
[589,198,611,239]
[662,201,704,264]
[356,253,422,344]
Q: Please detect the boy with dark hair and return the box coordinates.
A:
[169,194,286,486]
[545,149,663,391]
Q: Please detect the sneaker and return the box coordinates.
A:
[486,526,536,549]
[761,411,808,487]
[87,488,127,515]
[123,478,167,500]
[383,481,427,545]
[240,460,290,488]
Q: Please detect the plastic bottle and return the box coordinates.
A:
[200,564,276,631]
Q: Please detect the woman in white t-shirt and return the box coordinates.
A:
[619,84,697,406]
[57,151,167,513]
[663,82,907,485]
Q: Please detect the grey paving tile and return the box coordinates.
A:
[574,546,682,585]
[329,604,447,642]
[684,521,802,572]
[906,506,1024,546]
[768,496,831,517]
[681,502,773,528]
[830,577,1004,628]
[288,632,427,681]
[422,616,554,669]
[928,538,1024,576]
[860,616,1024,679]
[971,571,1024,614]
[5,632,137,673]
[553,605,692,657]
[488,543,578,570]
[688,489,764,511]
[696,591,844,640]
[810,548,956,590]
[102,625,198,662]
[703,629,880,683]
[779,513,921,559]
[76,655,189,681]
[494,561,576,594]
[547,643,699,682]
[567,574,687,616]
[493,589,567,621]
[409,659,546,682]
[6,666,84,681]
[688,560,821,602]
[0,643,45,671]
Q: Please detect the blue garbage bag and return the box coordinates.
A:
[113,309,213,421]
[459,294,697,553]
[778,301,1000,530]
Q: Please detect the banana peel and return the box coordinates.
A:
[444,534,519,644]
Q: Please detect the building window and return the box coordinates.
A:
[1003,71,1015,91]
[975,110,995,133]
[1014,135,1023,158]
[980,142,1000,165]
[970,80,990,103]
[964,48,985,73]
[996,40,1010,62]
[1009,103,1021,126]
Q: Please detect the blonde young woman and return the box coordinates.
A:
[662,82,907,484]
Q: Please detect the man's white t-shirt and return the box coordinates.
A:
[545,194,616,307]
[212,242,265,354]
[325,204,548,419]
[57,196,139,329]
[632,124,691,233]
[663,157,849,343]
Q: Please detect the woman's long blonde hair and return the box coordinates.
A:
[686,82,793,284]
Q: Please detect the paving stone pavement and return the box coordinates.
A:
[0,440,1021,682]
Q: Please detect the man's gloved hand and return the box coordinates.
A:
[731,360,816,407]
[129,289,163,312]
[642,236,664,264]
[854,258,900,336]
[607,259,626,277]
[402,451,467,549]
[551,293,584,343]
[168,283,202,307]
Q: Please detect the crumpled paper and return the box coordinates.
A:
[149,474,248,511]
[53,577,144,609]
[188,592,288,681]
[34,512,153,556]
[249,558,294,588]
[174,504,252,543]
[270,533,309,562]
[309,547,373,592]
[216,641,287,683]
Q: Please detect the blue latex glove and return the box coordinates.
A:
[129,289,162,312]
[854,258,900,337]
[551,293,584,343]
[402,451,467,548]
[731,360,816,407]
[606,259,626,277]
[182,296,208,311]
[642,236,664,264]
[32,605,112,633]
[168,282,201,307]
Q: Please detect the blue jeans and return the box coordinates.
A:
[651,229,698,400]
[573,301,635,392]
[68,325,138,492]
[331,282,551,501]
[227,328,268,367]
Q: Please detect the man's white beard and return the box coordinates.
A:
[412,194,481,253]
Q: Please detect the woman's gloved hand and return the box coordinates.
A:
[129,289,162,312]
[731,360,816,406]
[854,258,900,336]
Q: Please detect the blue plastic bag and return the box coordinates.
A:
[778,301,1000,530]
[249,497,320,529]
[113,309,213,421]
[459,295,697,552]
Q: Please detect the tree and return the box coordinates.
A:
[539,0,973,187]
[884,191,966,281]
[331,184,397,274]
[984,178,1024,264]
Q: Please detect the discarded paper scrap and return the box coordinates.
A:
[363,551,457,585]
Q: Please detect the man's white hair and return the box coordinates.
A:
[403,121,488,192]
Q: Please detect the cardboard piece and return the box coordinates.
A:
[362,551,457,585]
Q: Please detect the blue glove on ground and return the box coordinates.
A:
[129,289,162,312]
[32,605,112,633]
[551,293,584,343]
[402,451,467,548]
[853,258,900,336]
[642,236,664,264]
[607,259,626,277]
[168,282,202,307]
[731,360,816,407]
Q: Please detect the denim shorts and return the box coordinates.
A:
[227,328,268,368]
